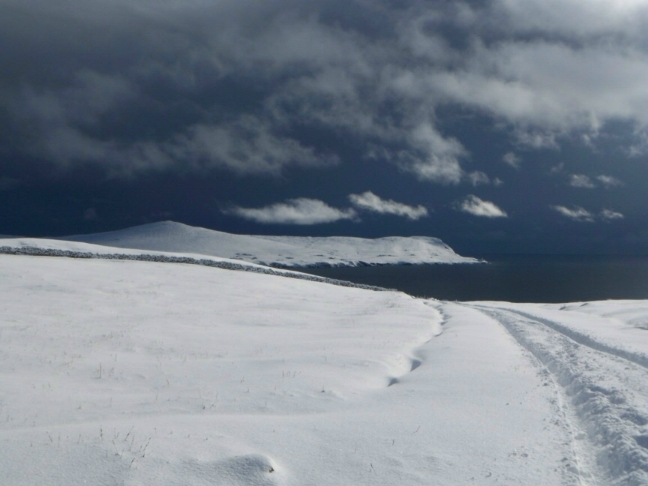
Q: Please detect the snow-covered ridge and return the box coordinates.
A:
[0,238,388,292]
[60,221,478,267]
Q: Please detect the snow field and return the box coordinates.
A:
[0,254,433,484]
[1,253,577,485]
[0,240,387,292]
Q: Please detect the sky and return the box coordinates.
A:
[1,0,648,255]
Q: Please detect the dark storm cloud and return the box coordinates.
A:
[2,0,648,181]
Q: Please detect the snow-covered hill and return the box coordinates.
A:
[2,250,648,484]
[61,221,477,267]
[0,237,388,291]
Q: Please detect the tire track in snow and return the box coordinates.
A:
[475,306,648,486]
[466,305,591,486]
[497,308,648,371]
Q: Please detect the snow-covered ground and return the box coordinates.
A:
[0,237,387,292]
[61,221,478,267]
[1,241,648,485]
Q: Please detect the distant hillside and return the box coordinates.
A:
[62,221,478,267]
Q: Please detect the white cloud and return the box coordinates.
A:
[597,175,624,188]
[514,130,560,150]
[433,41,648,131]
[550,163,565,174]
[224,198,356,225]
[349,192,428,220]
[466,171,491,186]
[627,131,648,157]
[492,0,648,38]
[553,206,595,222]
[502,152,521,169]
[600,209,624,221]
[569,174,596,188]
[565,174,623,189]
[553,205,625,222]
[459,195,508,218]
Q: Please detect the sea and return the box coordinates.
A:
[302,255,648,303]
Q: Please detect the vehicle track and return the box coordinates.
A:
[490,307,648,371]
[472,306,648,486]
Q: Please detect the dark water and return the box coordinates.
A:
[302,255,648,303]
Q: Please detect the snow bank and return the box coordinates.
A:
[61,220,478,267]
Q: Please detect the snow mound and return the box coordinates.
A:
[61,221,477,267]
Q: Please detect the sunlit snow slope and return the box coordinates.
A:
[2,245,648,484]
[0,250,572,485]
[62,221,477,267]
